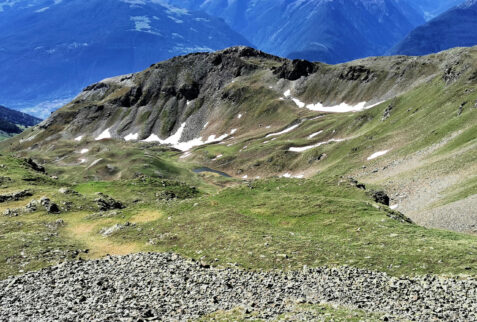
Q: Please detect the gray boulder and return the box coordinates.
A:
[40,197,61,214]
[95,193,125,211]
[369,190,390,206]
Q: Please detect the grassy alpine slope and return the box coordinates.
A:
[0,46,476,319]
[1,152,477,281]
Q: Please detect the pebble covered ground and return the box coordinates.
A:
[0,252,476,321]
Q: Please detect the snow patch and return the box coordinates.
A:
[283,90,384,113]
[143,122,231,151]
[124,133,139,141]
[80,149,89,154]
[292,98,305,108]
[237,114,242,119]
[310,116,324,121]
[74,136,83,142]
[213,154,223,160]
[230,128,238,135]
[282,173,304,179]
[308,130,323,139]
[265,123,301,138]
[144,134,161,143]
[305,101,384,113]
[289,138,346,153]
[367,150,390,160]
[390,204,398,210]
[96,129,112,141]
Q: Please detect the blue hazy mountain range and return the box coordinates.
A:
[0,0,250,117]
[163,0,467,62]
[0,0,471,117]
[165,0,425,63]
[390,0,477,56]
[406,0,464,20]
[0,104,41,138]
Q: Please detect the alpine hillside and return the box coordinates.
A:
[0,0,250,117]
[391,0,477,56]
[1,46,477,320]
[4,45,477,234]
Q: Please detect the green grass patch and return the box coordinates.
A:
[114,178,477,277]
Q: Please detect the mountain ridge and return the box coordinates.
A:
[390,0,477,56]
[13,45,445,147]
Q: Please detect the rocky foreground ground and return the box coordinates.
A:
[0,253,476,321]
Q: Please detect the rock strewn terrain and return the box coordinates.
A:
[0,253,476,321]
